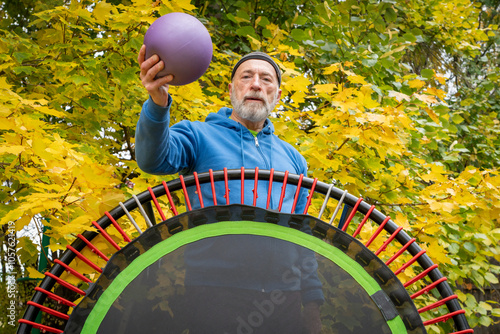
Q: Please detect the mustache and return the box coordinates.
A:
[244,93,266,101]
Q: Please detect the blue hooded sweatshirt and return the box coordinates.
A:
[135,96,324,304]
[136,96,309,213]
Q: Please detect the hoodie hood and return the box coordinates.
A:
[205,107,274,135]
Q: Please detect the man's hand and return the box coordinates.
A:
[138,44,173,107]
[302,302,322,334]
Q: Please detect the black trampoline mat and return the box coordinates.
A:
[64,205,425,334]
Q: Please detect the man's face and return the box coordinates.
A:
[229,59,282,123]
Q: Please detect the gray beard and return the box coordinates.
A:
[230,90,276,123]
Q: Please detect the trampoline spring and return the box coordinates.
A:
[209,169,217,206]
[266,168,274,210]
[241,166,245,204]
[118,202,143,234]
[34,287,76,307]
[54,259,92,283]
[329,189,347,225]
[385,238,416,266]
[179,175,192,211]
[77,234,109,262]
[418,294,458,314]
[278,170,289,212]
[44,272,86,296]
[18,319,63,334]
[375,226,404,256]
[92,221,120,251]
[253,167,259,207]
[193,172,205,208]
[365,216,391,247]
[223,167,230,205]
[27,301,70,320]
[404,264,439,288]
[423,309,465,326]
[148,187,167,221]
[395,249,426,275]
[291,174,304,214]
[132,194,154,228]
[341,197,363,232]
[303,177,318,215]
[317,183,334,220]
[66,245,103,273]
[352,205,375,238]
[411,277,448,299]
[162,180,179,216]
[105,212,131,243]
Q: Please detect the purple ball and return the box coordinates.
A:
[144,12,213,86]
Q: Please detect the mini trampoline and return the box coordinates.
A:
[18,168,473,334]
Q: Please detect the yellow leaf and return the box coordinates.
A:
[429,201,457,213]
[425,87,447,101]
[0,76,12,90]
[92,2,115,24]
[284,75,311,91]
[381,45,408,59]
[347,74,367,85]
[408,79,425,89]
[42,200,63,211]
[0,145,25,155]
[424,107,440,123]
[323,63,341,75]
[36,105,65,118]
[314,83,336,94]
[15,215,32,231]
[435,74,447,85]
[172,0,198,11]
[26,267,45,279]
[388,90,411,102]
[99,190,126,215]
[413,93,438,104]
[427,242,451,265]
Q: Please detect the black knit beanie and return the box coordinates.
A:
[231,52,281,85]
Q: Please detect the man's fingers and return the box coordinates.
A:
[140,55,160,77]
[142,59,170,84]
[138,44,146,65]
[158,74,174,85]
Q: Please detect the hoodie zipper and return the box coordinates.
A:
[254,135,270,169]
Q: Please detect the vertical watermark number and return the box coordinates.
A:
[6,220,18,327]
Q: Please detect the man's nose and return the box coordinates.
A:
[250,75,262,90]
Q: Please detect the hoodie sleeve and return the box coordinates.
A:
[135,96,197,175]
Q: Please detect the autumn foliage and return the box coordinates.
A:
[1,0,499,332]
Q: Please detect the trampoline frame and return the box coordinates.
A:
[17,168,473,334]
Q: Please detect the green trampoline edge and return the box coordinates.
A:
[80,221,407,334]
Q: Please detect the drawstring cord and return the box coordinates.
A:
[239,124,246,167]
[269,124,276,210]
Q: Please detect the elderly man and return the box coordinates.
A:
[135,46,322,333]
[135,47,309,212]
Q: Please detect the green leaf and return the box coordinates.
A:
[293,15,308,26]
[385,7,397,23]
[463,242,477,253]
[403,33,416,43]
[374,18,386,33]
[236,26,256,38]
[256,16,270,27]
[485,272,499,284]
[451,114,465,124]
[13,52,31,63]
[421,69,434,79]
[291,28,308,41]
